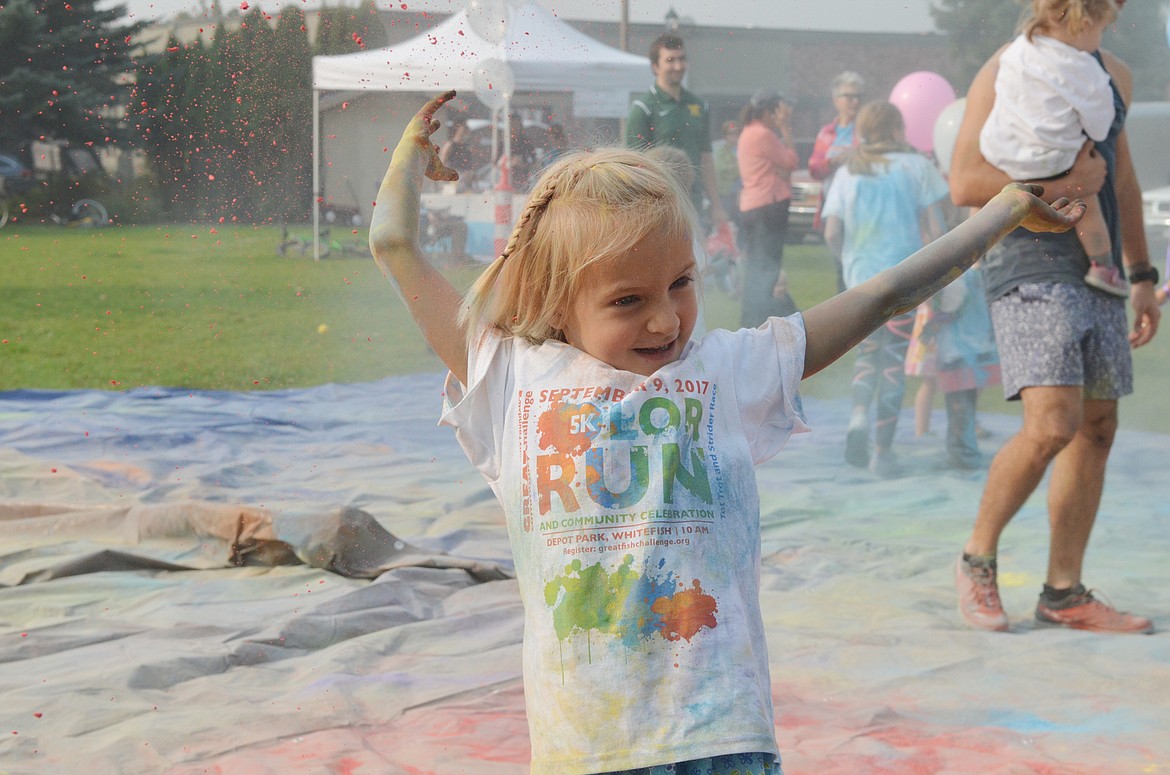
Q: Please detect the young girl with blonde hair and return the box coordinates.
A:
[822,101,952,477]
[368,91,1084,775]
[980,0,1126,296]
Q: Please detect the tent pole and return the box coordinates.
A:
[490,106,500,189]
[312,88,321,261]
[503,97,512,184]
[618,0,629,140]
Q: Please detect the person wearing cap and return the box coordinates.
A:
[626,34,728,226]
[736,89,800,328]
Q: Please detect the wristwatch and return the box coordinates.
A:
[1128,265,1160,286]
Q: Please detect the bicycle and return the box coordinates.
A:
[276,225,315,257]
[50,198,110,228]
[419,205,468,263]
[277,226,369,259]
[0,180,11,229]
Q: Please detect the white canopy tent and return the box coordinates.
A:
[310,1,650,258]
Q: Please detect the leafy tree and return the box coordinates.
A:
[1103,0,1170,101]
[932,0,1170,100]
[0,0,143,154]
[930,0,1027,91]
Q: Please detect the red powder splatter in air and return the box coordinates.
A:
[239,1,248,9]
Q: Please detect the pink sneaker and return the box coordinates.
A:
[1084,262,1128,297]
[955,554,1009,632]
[1035,587,1153,634]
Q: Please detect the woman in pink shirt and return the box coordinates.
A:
[737,89,801,327]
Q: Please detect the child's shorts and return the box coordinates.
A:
[602,751,781,775]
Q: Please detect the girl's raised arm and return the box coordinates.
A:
[801,183,1085,379]
[369,91,471,385]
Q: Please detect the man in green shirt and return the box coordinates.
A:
[626,34,728,225]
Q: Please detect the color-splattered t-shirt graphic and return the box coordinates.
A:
[544,555,717,654]
[442,319,808,775]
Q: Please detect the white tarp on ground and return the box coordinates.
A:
[2,373,1168,773]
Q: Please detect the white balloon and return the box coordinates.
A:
[932,97,966,175]
[473,57,515,111]
[467,0,508,45]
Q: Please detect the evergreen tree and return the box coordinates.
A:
[224,6,279,220]
[315,4,373,55]
[0,0,143,154]
[356,0,390,50]
[194,24,237,220]
[135,6,319,221]
[132,34,190,213]
[267,6,314,221]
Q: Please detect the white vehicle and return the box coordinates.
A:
[1143,185,1170,267]
[1124,103,1170,265]
[1143,186,1170,231]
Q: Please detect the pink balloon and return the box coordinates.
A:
[889,71,957,154]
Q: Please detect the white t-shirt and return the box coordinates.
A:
[980,34,1115,180]
[441,318,809,774]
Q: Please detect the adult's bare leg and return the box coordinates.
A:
[964,385,1084,557]
[1043,397,1117,589]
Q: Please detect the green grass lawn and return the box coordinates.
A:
[3,224,1169,433]
[0,224,456,390]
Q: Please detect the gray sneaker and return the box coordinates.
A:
[869,448,903,478]
[845,414,870,468]
[955,554,1009,631]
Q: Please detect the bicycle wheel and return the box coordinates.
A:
[72,199,109,227]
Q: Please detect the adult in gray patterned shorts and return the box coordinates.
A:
[947,0,1161,635]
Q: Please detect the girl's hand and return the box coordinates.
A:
[372,91,460,252]
[369,91,471,385]
[998,183,1086,234]
[391,90,460,184]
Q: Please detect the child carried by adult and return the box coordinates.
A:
[367,91,1084,775]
